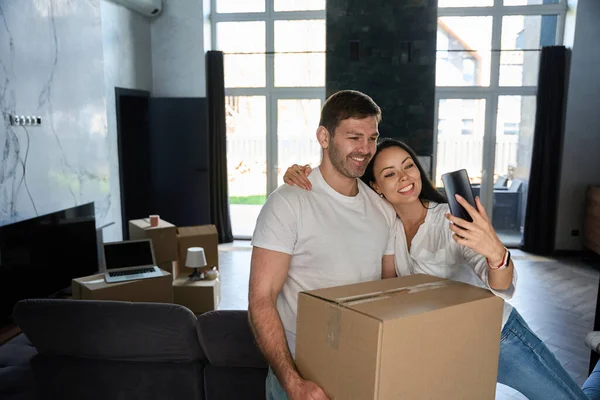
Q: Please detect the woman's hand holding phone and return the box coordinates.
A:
[446,195,506,266]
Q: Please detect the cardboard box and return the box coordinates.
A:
[72,270,174,303]
[176,225,219,279]
[296,274,504,400]
[173,278,220,314]
[129,218,178,264]
[157,261,175,277]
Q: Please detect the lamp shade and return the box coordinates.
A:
[185,247,207,269]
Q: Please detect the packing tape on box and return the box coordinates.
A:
[326,306,342,350]
[325,280,456,349]
[337,280,453,306]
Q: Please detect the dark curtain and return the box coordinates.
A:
[206,51,233,244]
[521,46,568,254]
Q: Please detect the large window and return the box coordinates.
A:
[213,0,326,238]
[434,0,567,245]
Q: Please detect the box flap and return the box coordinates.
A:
[177,225,217,237]
[303,274,498,321]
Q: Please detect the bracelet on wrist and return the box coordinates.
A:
[487,248,510,270]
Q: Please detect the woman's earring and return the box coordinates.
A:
[379,193,384,198]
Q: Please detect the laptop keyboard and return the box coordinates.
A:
[109,268,155,277]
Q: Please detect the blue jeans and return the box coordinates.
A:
[265,309,590,400]
[583,359,600,399]
[266,367,289,400]
[499,308,588,399]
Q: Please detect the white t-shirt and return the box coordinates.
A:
[393,202,517,329]
[251,167,397,356]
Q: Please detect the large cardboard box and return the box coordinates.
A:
[129,218,178,264]
[296,274,504,400]
[173,278,220,314]
[175,225,219,279]
[72,270,173,303]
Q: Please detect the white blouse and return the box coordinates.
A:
[393,202,516,329]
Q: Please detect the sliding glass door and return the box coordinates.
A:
[434,0,565,246]
[214,1,326,238]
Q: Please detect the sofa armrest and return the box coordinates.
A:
[197,310,267,368]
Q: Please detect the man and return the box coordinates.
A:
[248,90,397,400]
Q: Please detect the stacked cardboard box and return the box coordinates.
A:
[172,224,220,314]
[128,219,219,279]
[125,218,221,314]
[172,277,220,314]
[72,270,173,303]
[175,225,219,279]
[129,218,178,275]
[296,274,504,400]
[584,186,600,255]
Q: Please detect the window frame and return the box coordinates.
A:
[433,0,568,216]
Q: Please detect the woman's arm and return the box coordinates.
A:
[446,195,516,292]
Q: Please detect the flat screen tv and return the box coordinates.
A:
[0,202,100,326]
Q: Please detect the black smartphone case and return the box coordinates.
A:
[441,169,477,222]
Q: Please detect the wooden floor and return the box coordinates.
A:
[217,242,600,399]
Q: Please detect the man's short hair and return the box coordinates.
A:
[318,90,382,135]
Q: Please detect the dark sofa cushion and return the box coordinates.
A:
[204,365,267,400]
[197,310,267,368]
[13,299,205,362]
[0,340,37,367]
[0,365,35,395]
[30,355,204,400]
[0,334,37,395]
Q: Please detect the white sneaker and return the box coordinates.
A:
[585,331,600,354]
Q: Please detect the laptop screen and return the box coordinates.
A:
[104,240,154,270]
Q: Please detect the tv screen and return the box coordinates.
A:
[0,202,100,326]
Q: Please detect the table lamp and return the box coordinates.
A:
[185,247,207,281]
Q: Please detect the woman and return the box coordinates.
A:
[284,137,591,400]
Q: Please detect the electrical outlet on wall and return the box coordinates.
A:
[9,114,42,126]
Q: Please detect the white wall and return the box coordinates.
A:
[0,0,209,242]
[151,0,207,97]
[0,0,110,231]
[100,0,209,239]
[101,0,154,241]
[555,0,600,250]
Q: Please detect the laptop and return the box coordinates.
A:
[103,239,163,283]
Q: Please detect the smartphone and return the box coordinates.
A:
[441,169,477,223]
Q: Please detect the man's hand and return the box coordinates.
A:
[287,378,329,400]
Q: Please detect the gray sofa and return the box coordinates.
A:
[0,299,268,400]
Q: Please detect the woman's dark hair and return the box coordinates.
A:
[361,137,447,205]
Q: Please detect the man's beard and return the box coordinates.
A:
[328,140,371,179]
